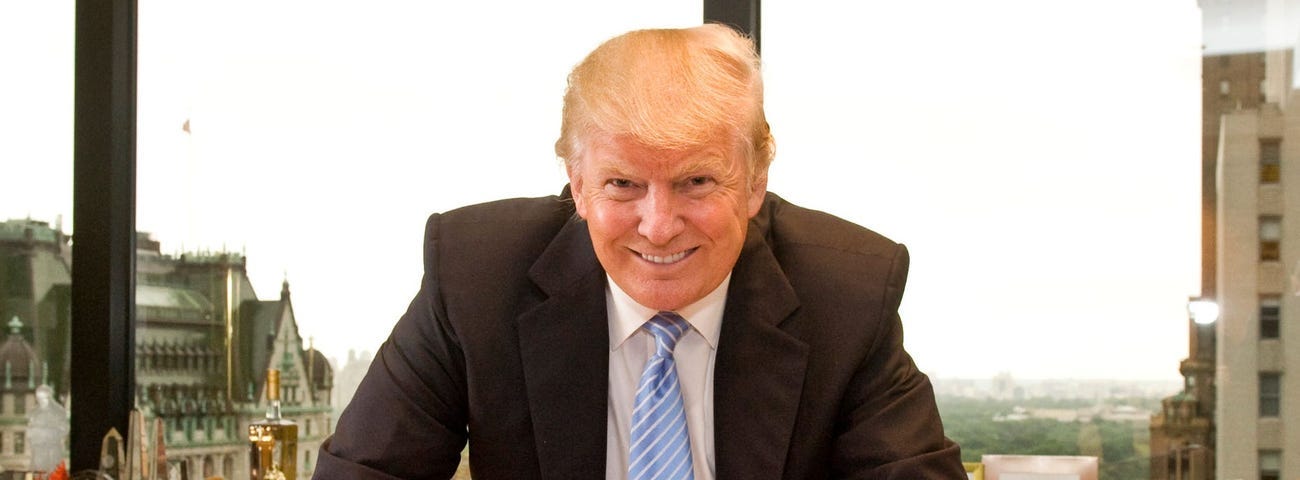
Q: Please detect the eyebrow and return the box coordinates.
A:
[672,151,737,179]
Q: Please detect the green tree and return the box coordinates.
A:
[937,395,1151,478]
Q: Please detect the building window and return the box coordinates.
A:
[1261,139,1281,183]
[15,431,25,454]
[1261,296,1281,339]
[1260,450,1281,480]
[1260,373,1281,417]
[1260,216,1282,261]
[1221,79,1231,94]
[15,396,25,415]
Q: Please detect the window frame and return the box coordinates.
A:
[1259,449,1281,480]
[1259,215,1282,261]
[1260,138,1281,183]
[1260,296,1281,339]
[1259,372,1281,417]
[69,0,138,469]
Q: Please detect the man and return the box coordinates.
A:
[316,24,963,479]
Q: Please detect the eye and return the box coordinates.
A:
[680,176,717,196]
[602,178,641,201]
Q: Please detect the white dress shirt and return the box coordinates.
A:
[605,275,728,480]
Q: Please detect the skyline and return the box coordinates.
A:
[3,0,1211,381]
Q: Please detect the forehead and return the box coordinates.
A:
[584,134,743,176]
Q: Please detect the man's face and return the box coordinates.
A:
[569,134,768,311]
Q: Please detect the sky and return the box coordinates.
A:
[2,0,1209,381]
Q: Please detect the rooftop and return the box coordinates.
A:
[0,218,66,245]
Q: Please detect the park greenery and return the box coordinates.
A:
[937,395,1160,479]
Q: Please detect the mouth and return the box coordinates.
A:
[638,247,697,265]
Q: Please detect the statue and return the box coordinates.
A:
[28,385,70,472]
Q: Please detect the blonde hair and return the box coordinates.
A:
[555,24,774,176]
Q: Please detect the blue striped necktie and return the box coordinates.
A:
[629,311,694,480]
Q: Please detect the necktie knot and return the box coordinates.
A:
[645,312,690,357]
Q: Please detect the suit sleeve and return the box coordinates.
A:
[314,213,468,480]
[832,244,966,479]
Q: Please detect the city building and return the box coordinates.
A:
[0,316,61,476]
[0,218,332,479]
[1212,44,1299,479]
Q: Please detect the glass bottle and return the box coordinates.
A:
[249,369,298,480]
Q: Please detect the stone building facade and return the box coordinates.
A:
[1213,46,1300,479]
[0,218,332,479]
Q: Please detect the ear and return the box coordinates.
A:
[746,166,769,218]
[567,161,588,219]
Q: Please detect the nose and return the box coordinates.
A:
[637,185,685,245]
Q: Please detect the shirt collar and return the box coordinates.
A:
[607,274,729,351]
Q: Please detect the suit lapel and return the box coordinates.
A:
[517,217,610,479]
[714,212,808,480]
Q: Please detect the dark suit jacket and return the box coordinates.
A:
[315,190,964,479]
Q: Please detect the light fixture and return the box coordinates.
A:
[1188,299,1219,325]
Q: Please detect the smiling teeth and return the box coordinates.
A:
[642,251,688,264]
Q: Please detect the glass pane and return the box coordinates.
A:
[1260,216,1282,240]
[136,2,698,478]
[1259,450,1280,471]
[766,0,1200,382]
[0,0,75,476]
[764,12,1202,472]
[1260,140,1281,165]
[1259,374,1279,417]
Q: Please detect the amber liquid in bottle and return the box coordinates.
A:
[249,369,298,480]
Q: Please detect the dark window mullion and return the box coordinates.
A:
[703,0,761,54]
[71,0,137,471]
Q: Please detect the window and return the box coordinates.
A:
[15,431,25,454]
[15,396,25,415]
[1260,296,1280,339]
[1260,216,1282,261]
[1221,79,1231,94]
[1261,139,1281,183]
[1260,373,1281,417]
[32,0,1268,473]
[1259,450,1280,480]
